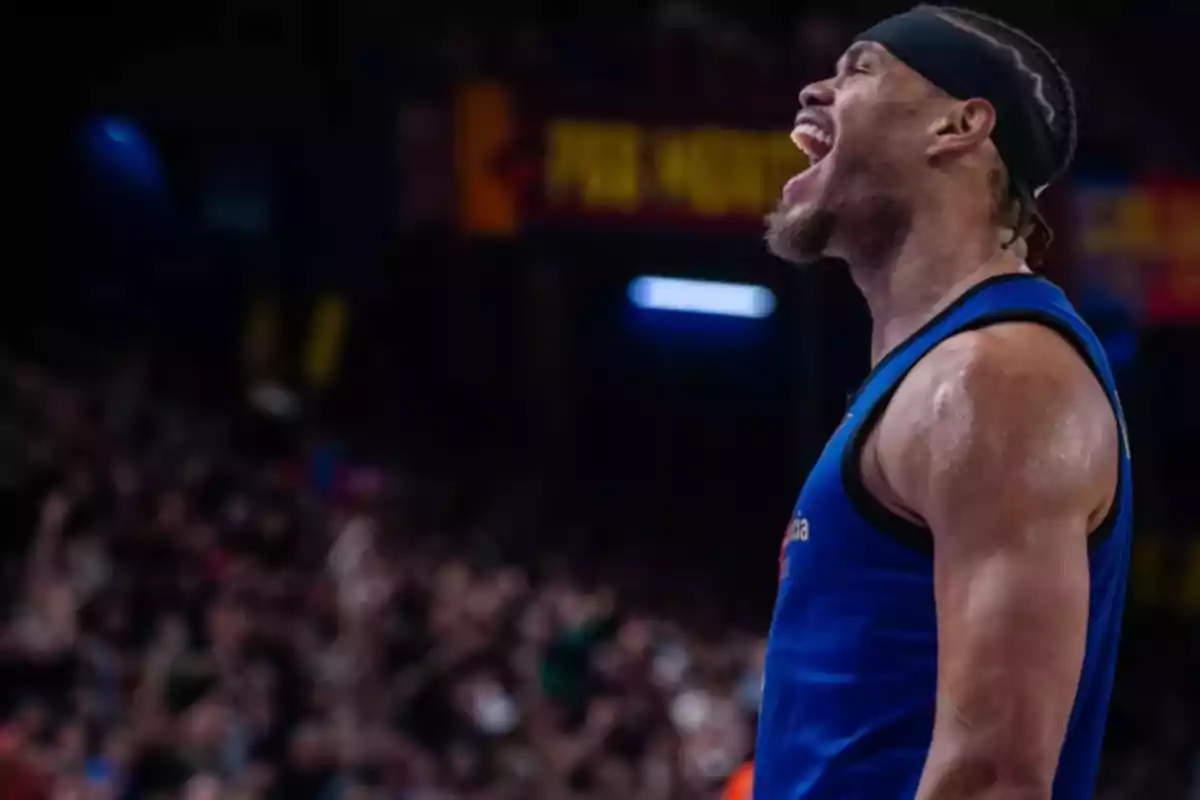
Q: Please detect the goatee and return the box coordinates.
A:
[765,203,837,264]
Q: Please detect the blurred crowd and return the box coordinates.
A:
[0,356,762,799]
[0,351,1195,800]
[8,0,1199,797]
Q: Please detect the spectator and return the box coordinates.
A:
[0,353,1191,798]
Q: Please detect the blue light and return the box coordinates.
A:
[82,116,164,194]
[628,276,777,319]
[103,118,138,144]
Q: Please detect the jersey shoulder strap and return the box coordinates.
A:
[840,272,1127,552]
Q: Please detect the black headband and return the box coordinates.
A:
[854,8,1063,196]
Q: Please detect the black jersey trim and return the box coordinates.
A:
[846,272,1042,408]
[841,309,1125,555]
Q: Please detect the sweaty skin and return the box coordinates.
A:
[769,16,1112,796]
[861,321,1120,799]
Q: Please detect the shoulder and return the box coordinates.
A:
[874,322,1119,533]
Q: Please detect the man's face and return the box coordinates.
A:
[766,41,940,264]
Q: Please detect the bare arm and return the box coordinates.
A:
[873,324,1118,800]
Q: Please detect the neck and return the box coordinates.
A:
[847,211,1027,365]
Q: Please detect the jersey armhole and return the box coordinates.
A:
[840,310,1125,555]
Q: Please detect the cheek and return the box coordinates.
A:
[839,81,924,140]
[840,109,925,176]
[834,96,888,152]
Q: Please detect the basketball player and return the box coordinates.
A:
[757,6,1131,800]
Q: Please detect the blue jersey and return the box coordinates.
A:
[755,273,1132,800]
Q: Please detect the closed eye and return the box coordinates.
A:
[834,42,881,79]
[836,60,870,79]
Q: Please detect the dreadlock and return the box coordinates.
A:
[925,6,1078,262]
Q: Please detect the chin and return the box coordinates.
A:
[765,201,836,265]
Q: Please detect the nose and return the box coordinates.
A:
[799,80,834,109]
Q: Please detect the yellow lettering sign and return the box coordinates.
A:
[545,121,641,211]
[654,128,805,215]
[654,130,691,208]
[700,129,771,214]
[543,119,806,219]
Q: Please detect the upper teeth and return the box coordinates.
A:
[792,122,833,153]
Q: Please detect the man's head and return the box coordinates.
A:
[766,6,1076,267]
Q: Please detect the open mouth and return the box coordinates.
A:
[790,113,835,164]
[780,113,835,204]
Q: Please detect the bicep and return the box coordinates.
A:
[883,327,1114,796]
[927,507,1090,790]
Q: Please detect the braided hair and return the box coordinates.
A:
[924,6,1078,261]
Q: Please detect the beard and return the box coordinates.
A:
[765,141,915,269]
[765,174,913,270]
[765,202,837,264]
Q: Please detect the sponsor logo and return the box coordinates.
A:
[778,516,810,582]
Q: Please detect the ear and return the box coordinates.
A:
[926,98,996,159]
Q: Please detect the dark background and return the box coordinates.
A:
[5,0,1199,797]
[13,0,1199,607]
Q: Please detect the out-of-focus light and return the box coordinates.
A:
[102,118,138,144]
[249,381,301,419]
[82,116,164,193]
[627,276,777,319]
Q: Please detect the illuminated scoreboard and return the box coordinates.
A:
[539,120,807,225]
[453,82,807,234]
